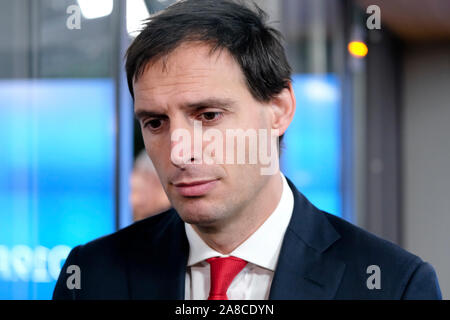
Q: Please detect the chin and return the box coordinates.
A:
[176,203,221,226]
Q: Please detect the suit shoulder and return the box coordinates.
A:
[323,211,421,266]
[77,209,179,256]
[54,209,181,299]
[322,212,441,299]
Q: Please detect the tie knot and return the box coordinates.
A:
[206,256,247,300]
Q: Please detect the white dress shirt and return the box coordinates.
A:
[184,172,294,300]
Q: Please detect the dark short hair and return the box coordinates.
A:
[125,0,291,145]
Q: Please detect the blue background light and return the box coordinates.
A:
[0,79,116,299]
[281,74,341,217]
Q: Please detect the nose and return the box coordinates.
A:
[169,118,202,168]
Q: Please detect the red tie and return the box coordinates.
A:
[206,256,247,300]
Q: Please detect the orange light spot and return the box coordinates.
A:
[348,41,368,58]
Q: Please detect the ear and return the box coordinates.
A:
[269,82,296,137]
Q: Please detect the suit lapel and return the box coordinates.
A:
[127,210,189,299]
[269,178,346,299]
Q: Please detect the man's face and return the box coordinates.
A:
[133,42,277,228]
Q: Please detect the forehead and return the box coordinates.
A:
[133,42,250,107]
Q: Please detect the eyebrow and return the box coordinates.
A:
[134,110,166,121]
[134,97,235,121]
[182,98,235,110]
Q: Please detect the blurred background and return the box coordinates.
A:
[0,0,448,299]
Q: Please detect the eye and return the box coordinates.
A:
[144,119,164,130]
[199,111,223,122]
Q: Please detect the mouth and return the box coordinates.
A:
[173,179,218,197]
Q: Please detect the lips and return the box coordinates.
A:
[173,179,218,197]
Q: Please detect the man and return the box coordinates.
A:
[53,0,441,299]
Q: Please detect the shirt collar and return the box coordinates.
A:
[184,172,294,271]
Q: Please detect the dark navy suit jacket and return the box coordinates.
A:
[53,178,442,299]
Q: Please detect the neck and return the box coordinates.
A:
[192,172,283,254]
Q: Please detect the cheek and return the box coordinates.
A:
[144,135,169,161]
[144,150,167,182]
